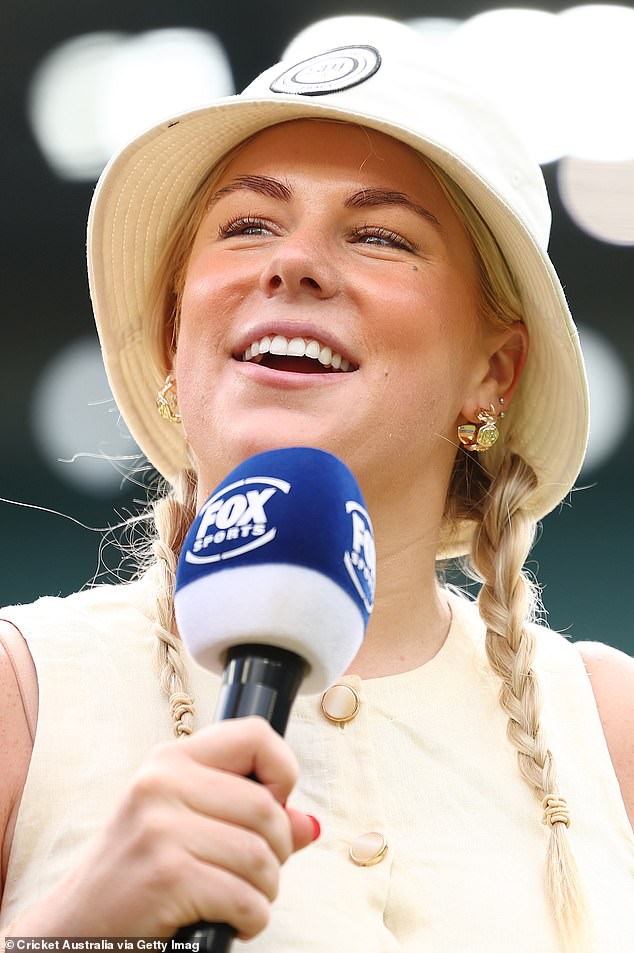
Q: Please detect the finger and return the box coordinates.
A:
[285,807,321,852]
[175,766,294,863]
[179,717,299,803]
[180,855,272,941]
[182,815,281,902]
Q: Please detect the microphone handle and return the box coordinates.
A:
[172,645,307,952]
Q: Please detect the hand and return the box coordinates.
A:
[15,717,318,939]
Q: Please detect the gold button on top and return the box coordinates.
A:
[320,683,360,724]
[349,831,388,867]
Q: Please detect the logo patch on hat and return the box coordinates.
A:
[270,45,381,96]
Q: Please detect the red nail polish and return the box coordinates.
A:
[307,814,321,841]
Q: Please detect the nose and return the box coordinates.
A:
[259,231,340,300]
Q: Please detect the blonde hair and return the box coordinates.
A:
[146,470,198,737]
[140,125,591,950]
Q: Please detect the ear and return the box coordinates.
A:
[460,321,528,421]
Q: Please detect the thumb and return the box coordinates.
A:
[285,807,321,852]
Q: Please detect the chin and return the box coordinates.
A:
[196,424,361,494]
[234,430,339,463]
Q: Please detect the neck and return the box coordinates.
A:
[344,476,452,679]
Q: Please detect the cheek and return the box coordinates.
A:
[177,274,246,374]
[369,275,481,431]
[180,271,224,332]
[180,246,252,322]
[373,269,479,365]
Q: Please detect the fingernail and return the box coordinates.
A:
[307,814,321,841]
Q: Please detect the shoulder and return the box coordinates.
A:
[575,640,634,828]
[0,620,37,738]
[0,576,157,639]
[0,620,36,890]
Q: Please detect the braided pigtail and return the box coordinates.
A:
[147,469,198,737]
[468,452,592,952]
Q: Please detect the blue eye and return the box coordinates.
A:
[218,216,274,238]
[351,226,416,253]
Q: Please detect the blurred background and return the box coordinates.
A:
[2,1,633,653]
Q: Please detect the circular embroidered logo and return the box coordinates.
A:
[270,45,381,96]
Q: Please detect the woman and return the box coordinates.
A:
[1,25,633,953]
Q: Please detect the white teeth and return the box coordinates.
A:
[241,334,354,372]
[270,335,288,355]
[287,337,307,357]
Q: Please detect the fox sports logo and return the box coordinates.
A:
[185,476,290,564]
[344,501,376,614]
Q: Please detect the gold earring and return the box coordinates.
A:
[156,373,182,423]
[457,405,500,452]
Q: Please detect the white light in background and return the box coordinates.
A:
[282,16,424,62]
[28,33,125,180]
[28,29,234,181]
[406,18,462,48]
[282,14,427,60]
[579,325,632,473]
[100,29,234,155]
[438,4,634,164]
[558,157,634,245]
[30,337,140,495]
[559,5,634,161]
[442,9,568,165]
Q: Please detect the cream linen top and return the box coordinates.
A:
[1,579,633,951]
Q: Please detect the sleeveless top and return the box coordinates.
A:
[0,579,633,951]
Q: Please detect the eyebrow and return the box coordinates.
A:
[209,177,443,232]
[209,175,292,205]
[345,188,443,231]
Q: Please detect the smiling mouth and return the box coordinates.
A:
[239,334,357,374]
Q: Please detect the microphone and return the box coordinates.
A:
[172,447,375,951]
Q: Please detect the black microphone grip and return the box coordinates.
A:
[171,645,307,952]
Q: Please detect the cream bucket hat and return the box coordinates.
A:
[87,31,589,558]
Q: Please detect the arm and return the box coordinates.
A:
[576,640,634,830]
[0,620,37,897]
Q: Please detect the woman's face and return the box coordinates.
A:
[175,120,501,505]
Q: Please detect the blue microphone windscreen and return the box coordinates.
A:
[174,447,375,692]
